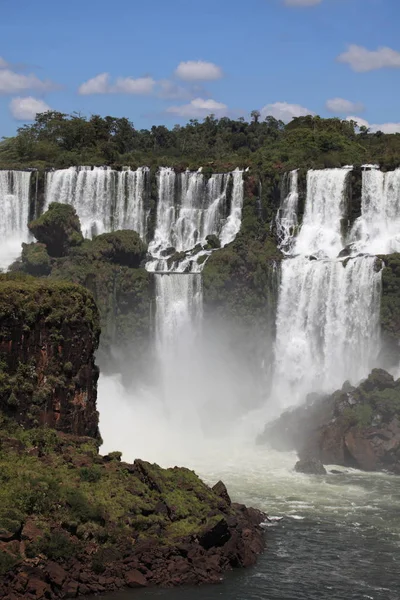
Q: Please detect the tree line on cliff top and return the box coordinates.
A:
[1,111,400,172]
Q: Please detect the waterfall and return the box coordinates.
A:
[294,168,351,258]
[155,273,203,353]
[150,168,244,428]
[272,166,383,411]
[154,273,204,423]
[349,167,400,254]
[220,168,245,246]
[273,255,382,408]
[276,169,299,253]
[0,170,32,270]
[45,166,149,239]
[148,167,243,271]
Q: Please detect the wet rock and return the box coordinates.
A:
[62,579,79,598]
[45,562,66,588]
[199,518,231,550]
[205,234,221,249]
[125,570,147,588]
[295,458,327,475]
[212,480,231,505]
[344,429,377,471]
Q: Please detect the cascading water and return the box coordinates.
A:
[149,167,244,431]
[147,167,244,272]
[349,166,400,254]
[272,166,383,411]
[294,167,351,258]
[0,170,32,270]
[275,169,299,253]
[45,166,149,239]
[273,255,382,408]
[154,273,204,427]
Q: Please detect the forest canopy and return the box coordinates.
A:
[1,111,400,173]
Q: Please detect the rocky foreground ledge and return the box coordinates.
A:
[0,428,265,599]
[259,369,400,474]
[0,274,265,599]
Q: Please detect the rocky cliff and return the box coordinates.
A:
[260,369,400,474]
[0,274,100,439]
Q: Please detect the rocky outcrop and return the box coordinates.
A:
[294,458,327,475]
[260,369,400,474]
[12,205,152,383]
[29,203,84,258]
[0,274,100,439]
[0,431,266,599]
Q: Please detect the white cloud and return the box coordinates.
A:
[78,73,109,95]
[0,69,55,94]
[260,101,314,122]
[373,122,400,134]
[166,98,228,118]
[113,76,155,94]
[326,97,364,114]
[0,57,8,68]
[175,61,223,81]
[284,0,322,5]
[337,45,400,72]
[10,96,51,120]
[346,115,400,134]
[78,73,155,95]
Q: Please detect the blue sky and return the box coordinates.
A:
[0,0,399,137]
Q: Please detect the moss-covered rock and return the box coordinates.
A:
[260,369,400,474]
[0,273,100,437]
[29,203,84,257]
[21,242,51,276]
[86,230,147,268]
[49,254,152,378]
[380,253,400,366]
[0,425,265,598]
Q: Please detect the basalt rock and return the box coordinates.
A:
[0,436,267,599]
[295,458,327,475]
[0,274,100,439]
[260,368,400,474]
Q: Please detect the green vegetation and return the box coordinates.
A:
[29,202,84,257]
[20,242,52,276]
[203,233,281,328]
[1,111,400,173]
[11,206,152,377]
[341,369,400,428]
[0,421,232,575]
[380,254,400,357]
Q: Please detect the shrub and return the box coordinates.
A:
[29,203,83,257]
[79,466,102,483]
[29,531,76,561]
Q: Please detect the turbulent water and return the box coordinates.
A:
[273,255,382,410]
[45,166,149,239]
[147,167,243,272]
[271,167,383,411]
[294,167,351,258]
[349,166,400,254]
[97,414,400,600]
[0,170,32,269]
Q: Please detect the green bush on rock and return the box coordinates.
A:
[29,202,84,257]
[21,243,51,276]
[86,230,147,268]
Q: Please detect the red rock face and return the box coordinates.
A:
[0,278,100,440]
